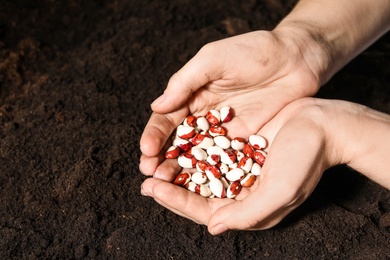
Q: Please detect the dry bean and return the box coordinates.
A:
[191,171,208,184]
[253,150,267,166]
[185,181,197,192]
[190,134,214,149]
[206,154,220,165]
[196,116,210,131]
[206,145,224,156]
[177,153,197,168]
[238,157,253,173]
[165,145,180,159]
[205,165,222,179]
[249,134,267,150]
[206,109,220,126]
[196,160,208,172]
[225,168,245,182]
[183,115,197,127]
[220,106,233,123]
[173,138,193,152]
[220,150,236,165]
[209,125,227,137]
[209,178,226,198]
[195,184,212,197]
[213,136,231,149]
[227,181,242,199]
[174,172,191,186]
[241,173,256,187]
[177,125,195,139]
[251,162,261,176]
[190,146,207,161]
[231,137,246,151]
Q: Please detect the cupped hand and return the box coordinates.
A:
[140,30,324,180]
[141,98,345,235]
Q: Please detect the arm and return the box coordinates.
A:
[142,98,390,235]
[275,0,390,84]
[327,102,390,189]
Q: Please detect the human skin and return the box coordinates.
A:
[139,0,390,235]
[141,98,390,234]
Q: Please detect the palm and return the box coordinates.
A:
[139,30,322,213]
[142,98,330,234]
[177,30,319,139]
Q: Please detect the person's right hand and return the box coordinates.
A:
[141,97,390,235]
[140,29,327,181]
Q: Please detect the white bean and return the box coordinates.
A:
[213,136,231,149]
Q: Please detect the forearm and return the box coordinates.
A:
[275,0,390,85]
[326,102,390,189]
[348,108,390,189]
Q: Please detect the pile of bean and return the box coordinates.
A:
[165,106,267,199]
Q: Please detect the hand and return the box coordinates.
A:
[140,30,324,181]
[141,98,390,235]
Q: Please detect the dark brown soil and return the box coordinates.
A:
[0,1,389,259]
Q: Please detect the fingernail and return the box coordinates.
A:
[140,185,149,196]
[151,94,165,107]
[210,223,228,235]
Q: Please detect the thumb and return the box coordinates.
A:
[208,119,327,235]
[151,45,223,114]
[207,178,291,235]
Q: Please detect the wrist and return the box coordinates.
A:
[273,23,333,86]
[321,100,390,188]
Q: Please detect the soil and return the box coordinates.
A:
[0,0,389,259]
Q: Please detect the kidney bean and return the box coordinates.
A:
[174,172,191,186]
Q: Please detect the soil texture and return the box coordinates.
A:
[0,1,389,259]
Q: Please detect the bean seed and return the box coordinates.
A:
[220,150,236,165]
[206,109,220,126]
[213,136,231,149]
[253,150,267,166]
[196,116,210,131]
[220,106,233,123]
[177,125,196,139]
[183,115,197,127]
[174,172,191,186]
[196,160,208,172]
[227,181,242,199]
[225,168,245,182]
[209,178,226,198]
[231,137,246,151]
[206,145,224,156]
[173,138,193,152]
[185,181,197,192]
[249,135,267,150]
[195,184,212,197]
[205,164,222,179]
[251,162,261,176]
[177,153,197,168]
[206,154,220,165]
[241,173,256,187]
[238,157,253,173]
[209,125,227,137]
[190,146,207,161]
[191,171,208,184]
[165,145,180,159]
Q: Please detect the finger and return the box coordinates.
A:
[140,107,189,157]
[151,44,224,114]
[141,178,213,225]
[139,153,182,182]
[208,119,326,235]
